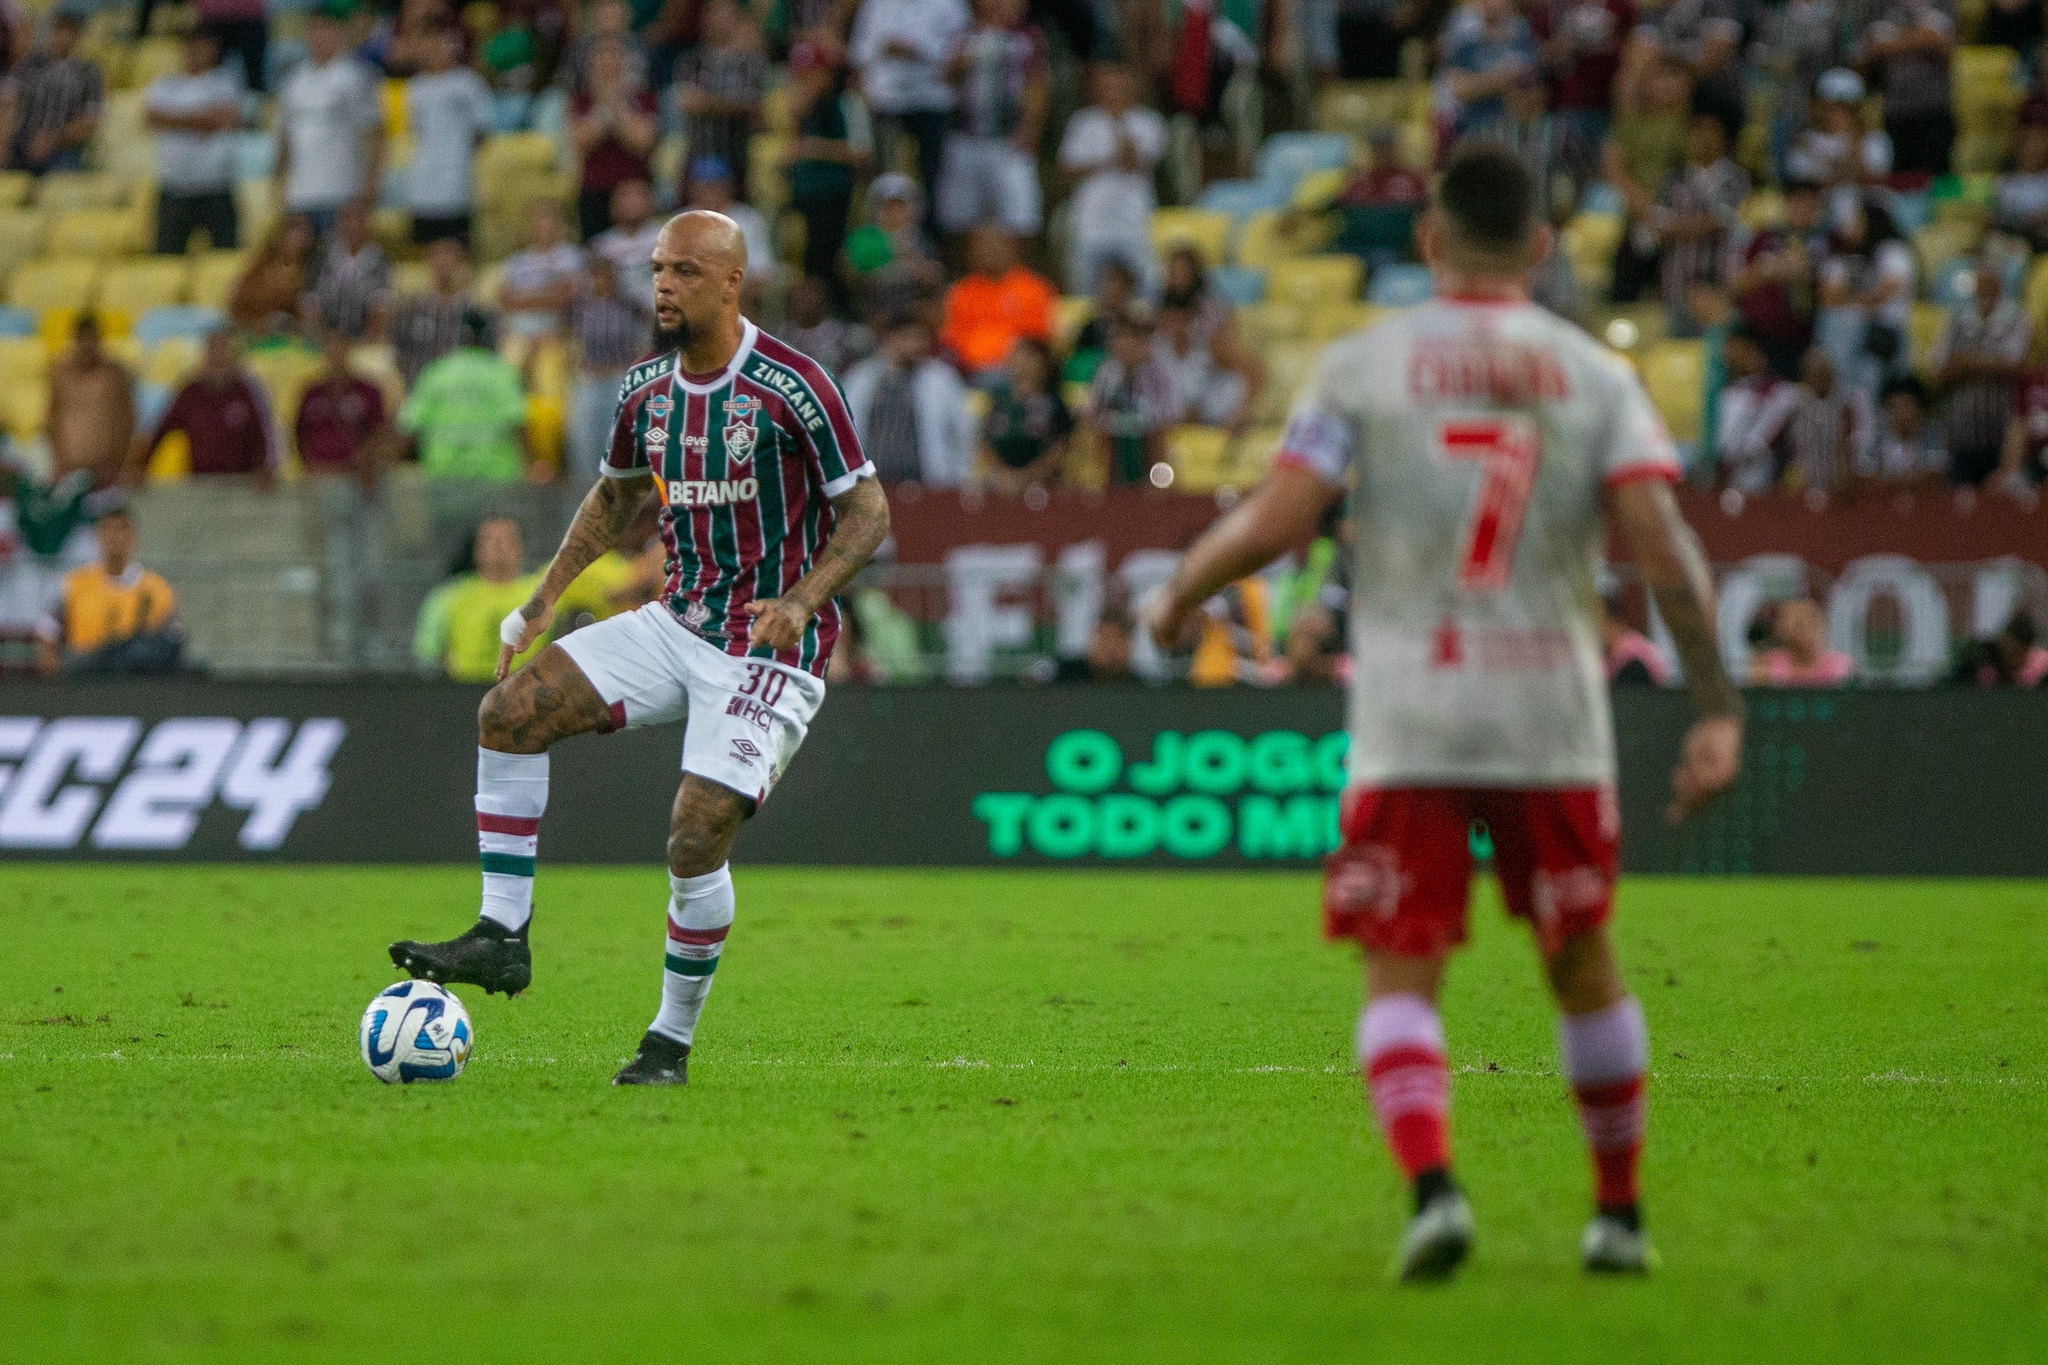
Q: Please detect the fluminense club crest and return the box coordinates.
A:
[723,394,762,466]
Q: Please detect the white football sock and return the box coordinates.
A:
[649,865,734,1046]
[475,748,548,932]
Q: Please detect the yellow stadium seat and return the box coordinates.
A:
[1163,424,1232,492]
[1053,296,1093,354]
[1061,379,1092,417]
[0,334,47,381]
[1395,119,1434,171]
[236,180,280,247]
[1305,301,1381,342]
[1910,301,1949,375]
[1229,425,1285,482]
[0,382,45,441]
[0,207,48,277]
[1739,191,1784,230]
[1258,340,1322,423]
[94,257,191,323]
[476,132,560,184]
[1151,208,1233,268]
[189,250,250,309]
[143,336,202,388]
[1314,81,1419,138]
[392,260,432,298]
[526,393,564,469]
[0,171,33,207]
[1913,221,1984,278]
[1593,302,1667,353]
[127,38,184,90]
[146,430,192,482]
[1639,340,1705,444]
[1234,209,1334,269]
[747,134,789,215]
[473,263,504,309]
[245,347,324,449]
[8,256,99,314]
[1290,168,1346,212]
[1240,300,1307,348]
[382,78,409,142]
[52,207,147,258]
[2024,254,2048,324]
[37,171,127,212]
[1267,254,1364,306]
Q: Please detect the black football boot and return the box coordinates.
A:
[389,917,532,997]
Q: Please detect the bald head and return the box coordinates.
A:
[650,210,749,355]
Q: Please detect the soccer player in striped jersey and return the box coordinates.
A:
[389,211,890,1085]
[1146,143,1742,1280]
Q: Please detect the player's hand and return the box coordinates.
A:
[1667,713,1742,824]
[745,596,810,651]
[496,598,555,682]
[1141,588,1202,656]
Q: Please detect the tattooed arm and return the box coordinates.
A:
[495,472,655,680]
[1609,476,1744,823]
[745,475,892,651]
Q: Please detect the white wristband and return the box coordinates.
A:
[500,607,529,648]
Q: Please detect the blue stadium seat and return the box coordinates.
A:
[0,305,36,338]
[1579,182,1624,216]
[1254,133,1352,196]
[234,130,276,181]
[1196,180,1287,220]
[1207,266,1266,306]
[135,306,225,351]
[1366,262,1433,307]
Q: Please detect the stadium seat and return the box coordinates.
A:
[8,256,98,315]
[36,171,127,212]
[1365,262,1433,307]
[392,260,432,298]
[1234,209,1334,269]
[134,305,224,350]
[1639,340,1705,444]
[1268,254,1363,306]
[1305,301,1381,342]
[52,207,148,259]
[1151,208,1233,268]
[188,250,249,310]
[244,347,324,444]
[1053,296,1093,354]
[1259,340,1322,422]
[1739,190,1784,230]
[1206,265,1265,306]
[2024,254,2048,324]
[1163,425,1233,492]
[0,207,47,277]
[142,336,202,389]
[94,260,192,333]
[1228,425,1284,483]
[0,171,31,208]
[1909,301,1949,374]
[1912,221,1984,279]
[1289,168,1345,211]
[1194,180,1287,220]
[1313,81,1420,139]
[1254,132,1353,196]
[476,132,563,186]
[1239,300,1307,349]
[127,38,183,89]
[0,304,34,337]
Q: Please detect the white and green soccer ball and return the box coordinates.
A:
[360,980,472,1084]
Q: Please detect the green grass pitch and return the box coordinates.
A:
[2,867,2043,1363]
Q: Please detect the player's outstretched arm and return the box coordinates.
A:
[1144,463,1339,654]
[1609,476,1744,823]
[496,472,656,680]
[745,475,892,651]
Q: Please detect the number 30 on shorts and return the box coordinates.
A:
[739,662,787,705]
[1438,416,1540,592]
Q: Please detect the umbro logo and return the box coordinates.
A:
[729,736,762,767]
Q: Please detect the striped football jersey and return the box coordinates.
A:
[602,319,874,677]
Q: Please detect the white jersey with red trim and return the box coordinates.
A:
[1278,297,1681,787]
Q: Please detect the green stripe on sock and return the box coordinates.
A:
[664,952,720,977]
[480,852,536,877]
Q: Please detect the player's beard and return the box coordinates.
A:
[653,315,693,354]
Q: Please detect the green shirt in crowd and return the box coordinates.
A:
[398,347,529,483]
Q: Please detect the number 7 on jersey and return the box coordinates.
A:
[1438,416,1540,592]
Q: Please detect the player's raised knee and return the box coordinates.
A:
[477,680,524,749]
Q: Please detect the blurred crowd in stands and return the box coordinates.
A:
[0,0,2044,686]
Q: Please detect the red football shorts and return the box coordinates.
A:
[1323,785,1621,958]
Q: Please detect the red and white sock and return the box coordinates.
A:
[1558,996,1648,1211]
[1357,993,1452,1181]
[476,748,548,933]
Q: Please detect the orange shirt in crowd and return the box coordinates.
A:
[940,267,1056,375]
[47,563,177,655]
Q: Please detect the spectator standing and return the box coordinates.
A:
[781,274,873,377]
[398,310,538,482]
[588,178,662,312]
[228,213,317,336]
[368,0,458,78]
[1152,249,1261,431]
[1442,0,1538,137]
[1058,61,1166,295]
[10,12,102,175]
[937,0,1047,242]
[307,202,392,341]
[850,0,971,237]
[191,0,270,93]
[1649,112,1746,336]
[1637,0,1745,138]
[404,25,495,248]
[498,199,583,344]
[1814,193,1914,399]
[145,27,242,254]
[1531,0,1633,149]
[672,0,766,190]
[295,329,389,480]
[1858,0,1956,176]
[844,171,942,319]
[390,237,475,389]
[1601,52,1690,304]
[1750,595,1854,685]
[46,316,135,490]
[1086,308,1173,485]
[784,39,873,308]
[1869,373,1948,488]
[568,39,659,242]
[135,330,279,482]
[1728,176,1824,378]
[1484,71,1593,223]
[34,504,180,676]
[1070,256,1137,365]
[567,254,650,476]
[1930,255,2032,484]
[275,5,384,238]
[557,0,647,95]
[1759,6,1845,173]
[939,223,1054,381]
[978,334,1070,491]
[434,516,543,681]
[841,315,976,485]
[1788,68,1890,193]
[1713,323,1800,490]
[1764,347,1872,493]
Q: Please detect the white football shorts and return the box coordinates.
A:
[555,600,825,808]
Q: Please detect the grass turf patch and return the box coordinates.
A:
[2,867,2043,1363]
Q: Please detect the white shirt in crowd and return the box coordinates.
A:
[499,243,585,336]
[1278,298,1681,786]
[590,218,663,310]
[841,352,976,486]
[144,64,241,193]
[849,0,969,113]
[1058,105,1166,248]
[279,54,383,210]
[404,66,495,217]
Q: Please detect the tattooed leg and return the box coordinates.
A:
[477,645,614,754]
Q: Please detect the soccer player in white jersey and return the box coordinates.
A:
[1146,142,1742,1281]
[388,211,891,1085]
